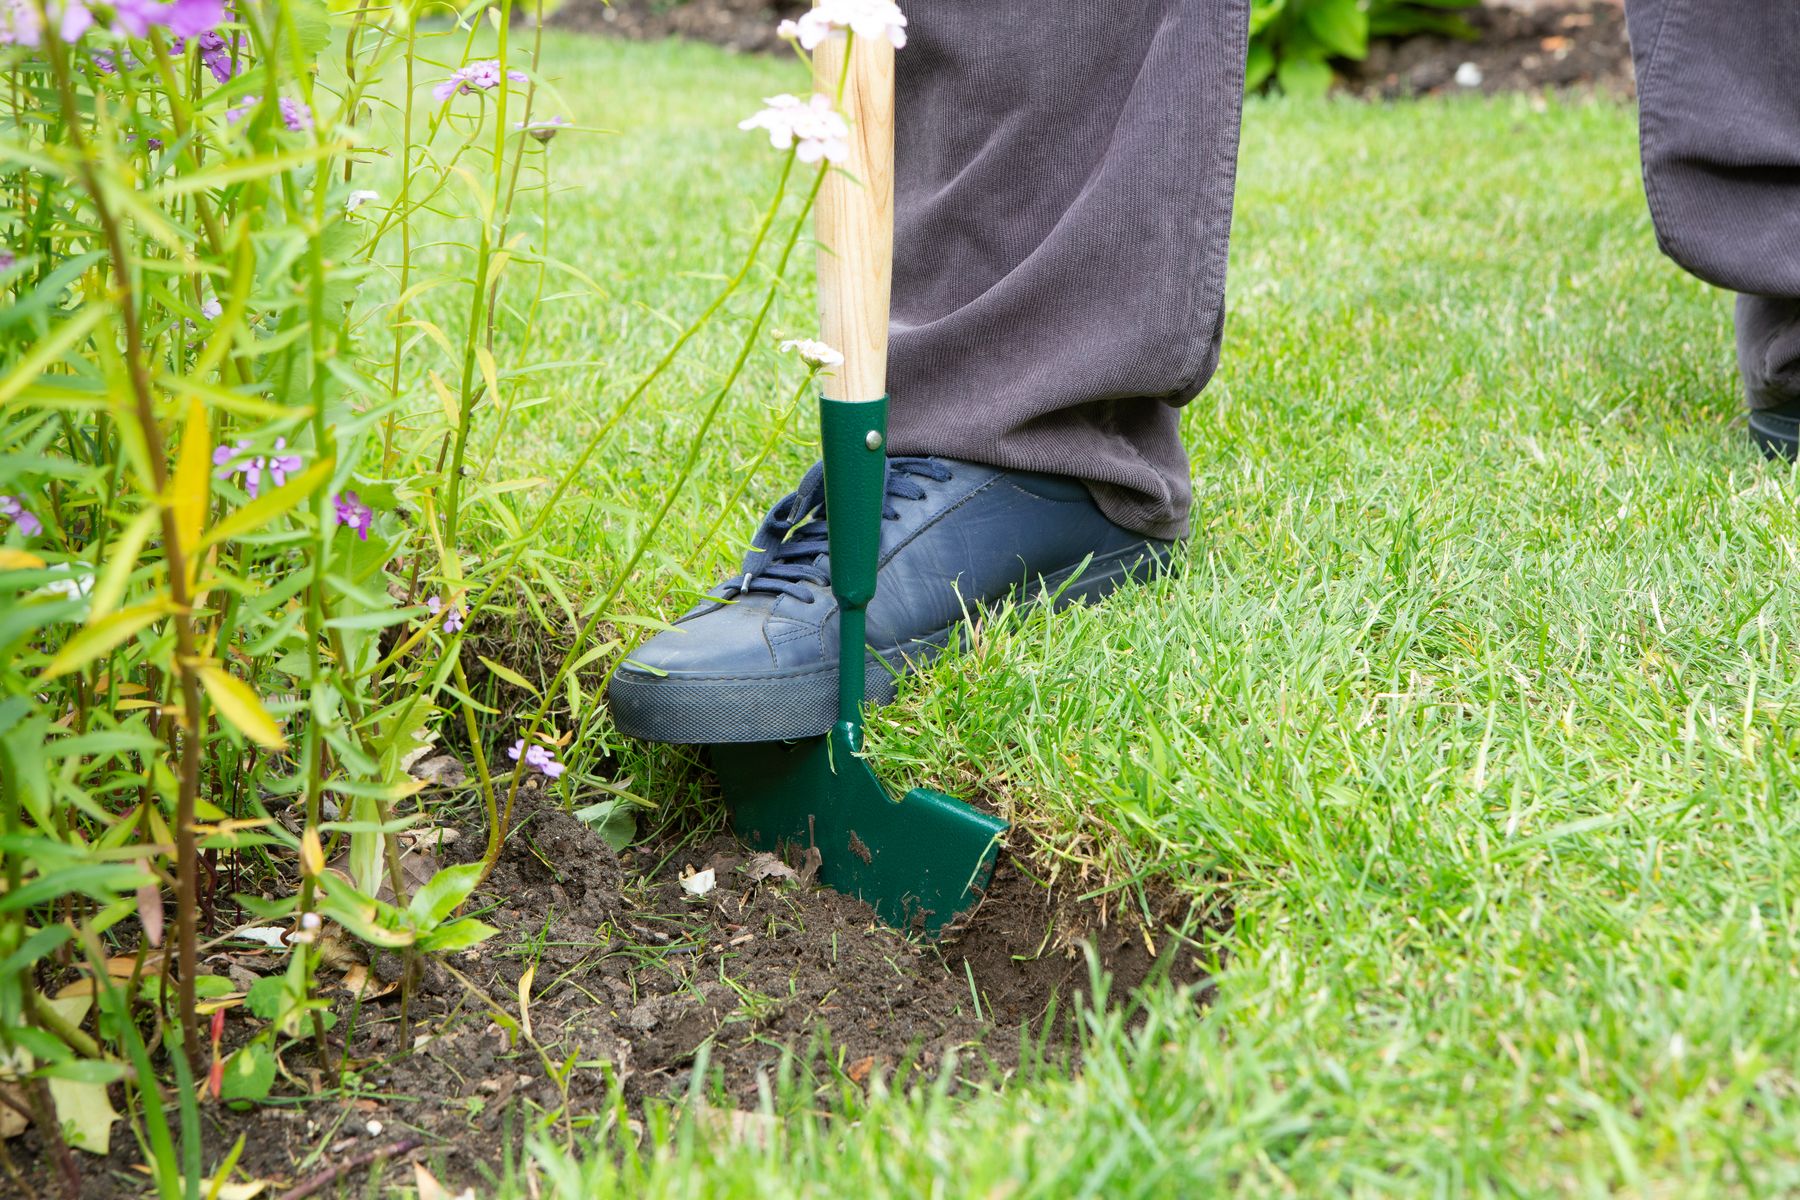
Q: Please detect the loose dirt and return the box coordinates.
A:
[16,793,1210,1198]
[551,0,1635,99]
[1351,1,1632,99]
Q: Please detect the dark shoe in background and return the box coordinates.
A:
[1740,294,1800,462]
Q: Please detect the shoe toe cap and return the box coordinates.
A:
[611,601,783,682]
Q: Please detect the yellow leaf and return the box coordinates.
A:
[38,603,166,681]
[477,655,538,696]
[300,828,325,878]
[48,1077,119,1155]
[475,345,501,408]
[0,548,46,570]
[197,663,287,750]
[428,370,458,424]
[171,397,210,567]
[413,1163,473,1200]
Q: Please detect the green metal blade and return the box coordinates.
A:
[714,729,1006,936]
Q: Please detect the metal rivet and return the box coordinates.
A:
[865,431,883,451]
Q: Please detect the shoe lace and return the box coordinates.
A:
[713,457,953,604]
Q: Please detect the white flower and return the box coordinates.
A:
[779,0,907,50]
[300,911,322,931]
[1454,61,1483,89]
[780,338,845,368]
[738,94,850,165]
[41,563,93,602]
[345,189,379,212]
[679,868,716,898]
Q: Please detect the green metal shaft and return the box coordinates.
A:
[819,395,890,734]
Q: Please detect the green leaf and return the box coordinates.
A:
[573,801,637,853]
[1246,39,1277,92]
[1276,48,1335,98]
[408,862,483,926]
[1301,0,1367,60]
[317,880,415,949]
[323,608,418,631]
[35,1059,127,1085]
[37,603,167,681]
[418,918,498,954]
[244,976,287,1022]
[218,1042,276,1105]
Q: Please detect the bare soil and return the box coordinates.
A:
[1350,0,1632,99]
[16,793,1211,1199]
[550,0,1634,98]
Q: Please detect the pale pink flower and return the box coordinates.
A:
[213,437,301,499]
[779,338,844,368]
[426,596,465,635]
[778,0,906,50]
[0,495,42,538]
[508,738,565,779]
[738,94,850,165]
[163,0,224,37]
[109,0,163,38]
[279,97,312,133]
[0,0,42,44]
[433,59,528,102]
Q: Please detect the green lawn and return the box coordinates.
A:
[497,34,1800,1197]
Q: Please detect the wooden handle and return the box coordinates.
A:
[813,30,895,404]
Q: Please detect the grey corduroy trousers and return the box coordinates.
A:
[1625,0,1800,414]
[885,2,1800,540]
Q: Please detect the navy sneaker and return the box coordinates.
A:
[1750,407,1800,462]
[606,457,1174,744]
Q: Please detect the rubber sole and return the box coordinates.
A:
[608,540,1172,745]
[1750,408,1800,462]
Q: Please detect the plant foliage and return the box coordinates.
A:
[1248,0,1479,96]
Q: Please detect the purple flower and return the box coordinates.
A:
[0,495,43,538]
[55,0,91,40]
[333,491,373,541]
[0,248,15,272]
[110,0,162,37]
[213,437,301,499]
[200,297,221,320]
[197,29,232,82]
[279,97,312,133]
[225,94,259,124]
[433,59,528,102]
[507,739,565,779]
[426,596,465,635]
[0,0,41,45]
[164,0,223,37]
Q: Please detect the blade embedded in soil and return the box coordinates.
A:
[713,731,1006,936]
